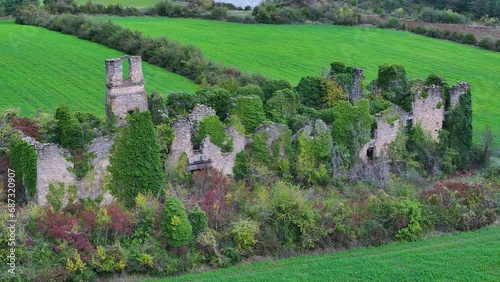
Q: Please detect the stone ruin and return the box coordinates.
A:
[360,82,470,161]
[350,68,364,103]
[167,105,248,175]
[21,136,114,206]
[19,55,472,205]
[105,56,148,125]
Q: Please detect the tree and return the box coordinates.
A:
[194,87,233,120]
[1,0,38,15]
[262,79,292,101]
[230,96,266,134]
[163,197,193,247]
[443,90,472,169]
[295,76,325,109]
[54,105,84,151]
[377,64,411,112]
[108,111,166,207]
[265,88,300,124]
[333,99,374,165]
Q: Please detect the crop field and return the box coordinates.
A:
[0,20,196,117]
[99,17,500,144]
[153,224,500,282]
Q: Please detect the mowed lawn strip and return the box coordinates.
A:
[151,225,500,282]
[0,20,196,117]
[100,17,500,144]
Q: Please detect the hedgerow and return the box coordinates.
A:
[15,7,266,88]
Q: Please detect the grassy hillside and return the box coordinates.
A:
[0,20,197,117]
[100,17,500,143]
[153,225,500,281]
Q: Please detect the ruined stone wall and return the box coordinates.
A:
[24,135,114,206]
[168,118,195,168]
[167,105,247,174]
[450,82,470,109]
[412,85,444,140]
[35,143,76,206]
[105,56,148,125]
[358,110,401,160]
[350,68,364,103]
[373,116,401,157]
[77,136,114,205]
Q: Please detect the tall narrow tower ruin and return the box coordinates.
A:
[105,56,148,125]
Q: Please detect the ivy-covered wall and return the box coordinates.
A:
[8,139,37,198]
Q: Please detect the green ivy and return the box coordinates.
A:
[333,99,374,165]
[265,89,300,124]
[8,139,37,198]
[163,197,193,248]
[193,115,228,149]
[230,96,266,134]
[108,111,166,207]
[377,64,411,112]
[443,90,472,168]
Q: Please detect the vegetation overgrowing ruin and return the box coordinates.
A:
[0,52,498,281]
[0,0,499,281]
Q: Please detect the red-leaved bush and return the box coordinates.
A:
[11,116,41,140]
[36,209,95,258]
[192,169,232,230]
[104,201,133,237]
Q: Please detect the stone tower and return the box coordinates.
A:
[105,56,148,125]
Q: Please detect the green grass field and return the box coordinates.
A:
[0,20,196,117]
[152,225,500,281]
[99,17,500,143]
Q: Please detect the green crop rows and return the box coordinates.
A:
[0,20,196,117]
[155,224,500,281]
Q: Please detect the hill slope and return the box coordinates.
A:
[154,225,500,281]
[101,17,500,143]
[0,20,197,117]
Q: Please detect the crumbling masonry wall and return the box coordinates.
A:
[167,105,247,175]
[23,135,114,207]
[105,56,148,125]
[412,85,445,140]
[360,82,468,161]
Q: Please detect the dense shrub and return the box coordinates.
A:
[333,99,374,165]
[377,64,411,111]
[8,139,37,198]
[153,0,188,17]
[192,115,229,150]
[230,96,266,134]
[234,84,265,100]
[233,151,250,180]
[230,219,259,253]
[265,89,301,124]
[295,76,325,109]
[443,90,472,169]
[294,120,333,185]
[462,33,477,45]
[163,197,193,247]
[188,205,208,238]
[195,87,233,120]
[108,111,165,207]
[479,36,495,50]
[262,80,292,101]
[269,181,325,248]
[166,92,197,118]
[419,8,469,24]
[54,105,85,151]
[210,6,228,20]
